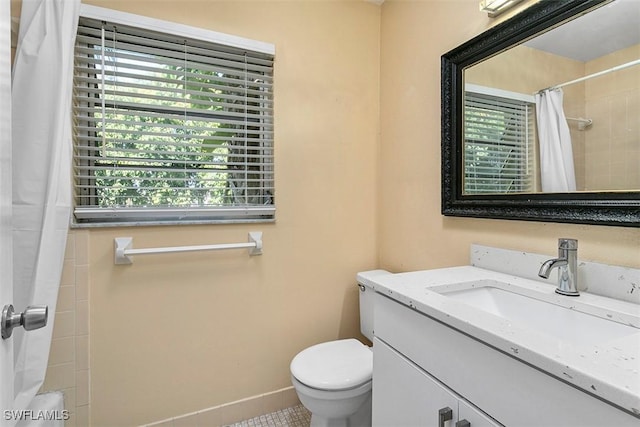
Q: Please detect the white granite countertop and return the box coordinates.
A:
[358,265,640,417]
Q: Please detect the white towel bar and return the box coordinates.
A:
[114,232,263,265]
[565,117,593,131]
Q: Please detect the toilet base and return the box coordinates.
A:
[309,394,371,427]
[291,376,372,427]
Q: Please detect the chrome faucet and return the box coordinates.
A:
[538,238,579,296]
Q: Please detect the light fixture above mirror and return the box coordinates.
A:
[479,0,524,17]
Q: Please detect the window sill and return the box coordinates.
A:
[70,218,276,229]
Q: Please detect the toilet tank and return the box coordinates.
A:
[357,270,392,341]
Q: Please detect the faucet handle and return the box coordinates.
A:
[558,238,578,250]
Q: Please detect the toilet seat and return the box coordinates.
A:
[291,375,372,401]
[290,339,372,391]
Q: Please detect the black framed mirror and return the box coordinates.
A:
[442,0,639,227]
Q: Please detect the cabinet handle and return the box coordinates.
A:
[438,407,453,427]
[456,420,471,427]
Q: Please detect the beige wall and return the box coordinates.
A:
[465,44,585,95]
[79,1,380,425]
[39,230,91,427]
[584,43,640,191]
[378,0,640,274]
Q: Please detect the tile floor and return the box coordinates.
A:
[226,404,311,427]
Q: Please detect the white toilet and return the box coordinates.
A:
[290,277,378,427]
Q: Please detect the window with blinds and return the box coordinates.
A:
[73,15,274,224]
[464,89,535,194]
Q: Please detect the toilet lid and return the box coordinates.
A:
[290,339,372,391]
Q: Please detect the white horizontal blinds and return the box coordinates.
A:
[73,17,274,222]
[464,91,534,194]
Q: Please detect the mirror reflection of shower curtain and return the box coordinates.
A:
[535,89,576,192]
[12,0,79,413]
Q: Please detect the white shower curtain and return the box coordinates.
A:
[11,0,79,413]
[535,89,577,192]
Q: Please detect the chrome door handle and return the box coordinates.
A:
[438,407,453,427]
[1,304,48,339]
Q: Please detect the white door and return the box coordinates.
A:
[373,338,459,426]
[0,0,14,421]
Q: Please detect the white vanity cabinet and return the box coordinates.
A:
[372,292,639,427]
[373,337,500,426]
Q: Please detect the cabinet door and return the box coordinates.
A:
[373,338,459,427]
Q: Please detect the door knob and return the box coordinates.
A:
[1,304,48,339]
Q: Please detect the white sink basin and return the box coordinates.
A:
[436,281,639,347]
